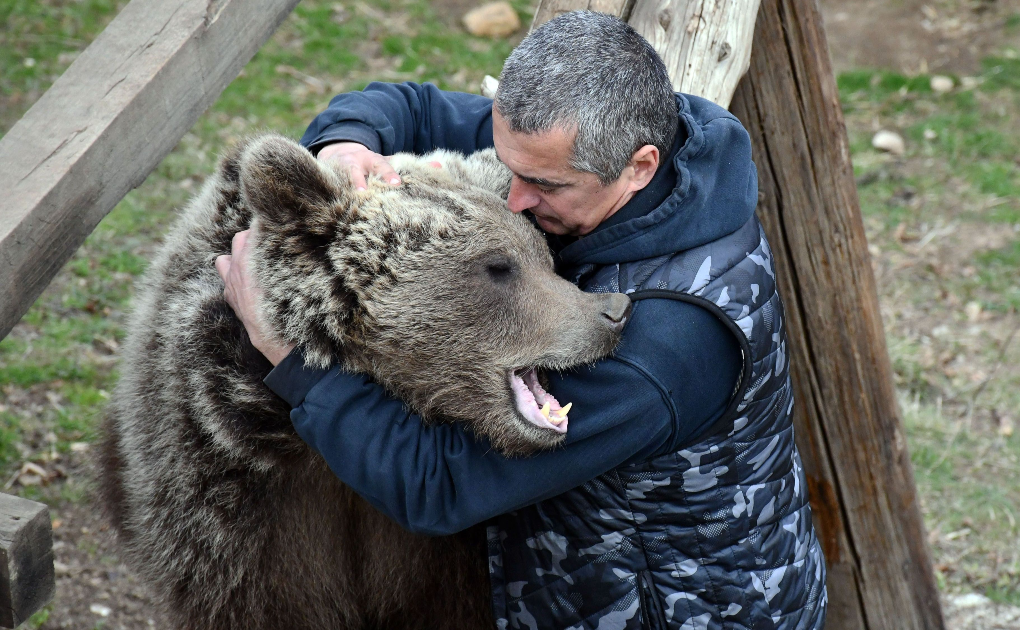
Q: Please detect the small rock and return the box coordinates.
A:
[952,593,992,609]
[1000,415,1015,437]
[930,75,954,93]
[70,442,90,453]
[961,76,982,91]
[924,128,938,141]
[54,561,71,576]
[965,301,982,322]
[17,473,42,487]
[480,74,499,99]
[463,2,521,38]
[872,130,905,155]
[89,603,112,617]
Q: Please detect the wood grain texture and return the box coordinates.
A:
[0,493,53,629]
[0,0,301,340]
[727,0,943,628]
[530,0,636,29]
[629,0,760,108]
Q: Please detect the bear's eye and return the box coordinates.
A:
[486,260,515,282]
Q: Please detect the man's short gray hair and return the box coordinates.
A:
[494,11,678,185]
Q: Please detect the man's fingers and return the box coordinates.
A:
[230,229,250,258]
[373,158,401,186]
[215,255,231,282]
[346,163,369,191]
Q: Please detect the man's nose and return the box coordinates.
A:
[506,177,541,213]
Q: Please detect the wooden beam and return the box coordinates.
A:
[0,0,301,340]
[0,493,54,629]
[628,0,760,108]
[727,0,942,627]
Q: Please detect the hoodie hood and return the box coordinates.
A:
[556,94,758,270]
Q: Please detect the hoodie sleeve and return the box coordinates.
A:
[287,357,673,536]
[264,298,741,536]
[300,81,495,157]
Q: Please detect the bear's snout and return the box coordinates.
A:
[600,293,632,335]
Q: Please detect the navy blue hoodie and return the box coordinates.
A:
[264,82,749,536]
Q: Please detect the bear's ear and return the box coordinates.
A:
[238,134,351,227]
[462,148,512,199]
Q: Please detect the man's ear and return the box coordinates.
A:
[628,144,660,191]
[238,134,353,227]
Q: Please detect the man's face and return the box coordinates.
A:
[492,110,637,236]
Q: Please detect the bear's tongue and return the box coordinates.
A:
[509,368,571,434]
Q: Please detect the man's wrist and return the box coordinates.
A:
[317,141,367,161]
[305,122,382,157]
[258,340,295,367]
[263,347,331,408]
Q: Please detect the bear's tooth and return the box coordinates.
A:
[555,403,572,418]
[540,402,551,419]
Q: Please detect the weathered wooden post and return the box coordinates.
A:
[726,1,943,627]
[0,0,302,341]
[530,0,944,629]
[0,493,54,628]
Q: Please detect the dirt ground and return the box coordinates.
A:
[820,0,1020,74]
[6,0,1020,630]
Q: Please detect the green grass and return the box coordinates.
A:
[840,56,1020,605]
[0,0,127,131]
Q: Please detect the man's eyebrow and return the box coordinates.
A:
[519,175,571,188]
[493,151,572,189]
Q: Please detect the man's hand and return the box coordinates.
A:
[317,141,401,191]
[215,229,295,367]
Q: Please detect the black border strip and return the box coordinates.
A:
[627,289,754,441]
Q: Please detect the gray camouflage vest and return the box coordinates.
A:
[487,214,827,629]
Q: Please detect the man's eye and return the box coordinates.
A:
[537,185,557,194]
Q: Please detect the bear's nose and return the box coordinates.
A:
[601,294,632,334]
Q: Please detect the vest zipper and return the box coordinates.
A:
[638,570,668,630]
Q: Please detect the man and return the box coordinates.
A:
[217,11,827,629]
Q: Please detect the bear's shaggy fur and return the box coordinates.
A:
[98,134,630,628]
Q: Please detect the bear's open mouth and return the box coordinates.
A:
[508,368,572,434]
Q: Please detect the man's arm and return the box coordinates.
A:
[274,356,674,536]
[264,297,742,536]
[301,81,495,157]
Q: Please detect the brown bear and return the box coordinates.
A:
[98,134,631,628]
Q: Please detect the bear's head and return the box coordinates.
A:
[237,135,631,455]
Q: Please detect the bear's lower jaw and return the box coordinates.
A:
[508,368,570,434]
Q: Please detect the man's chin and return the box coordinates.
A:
[532,213,573,236]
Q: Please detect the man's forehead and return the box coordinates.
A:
[492,149,573,188]
[491,113,582,187]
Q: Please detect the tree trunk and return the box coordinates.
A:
[629,0,760,108]
[530,0,636,30]
[727,0,943,628]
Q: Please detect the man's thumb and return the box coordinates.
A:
[215,254,231,283]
